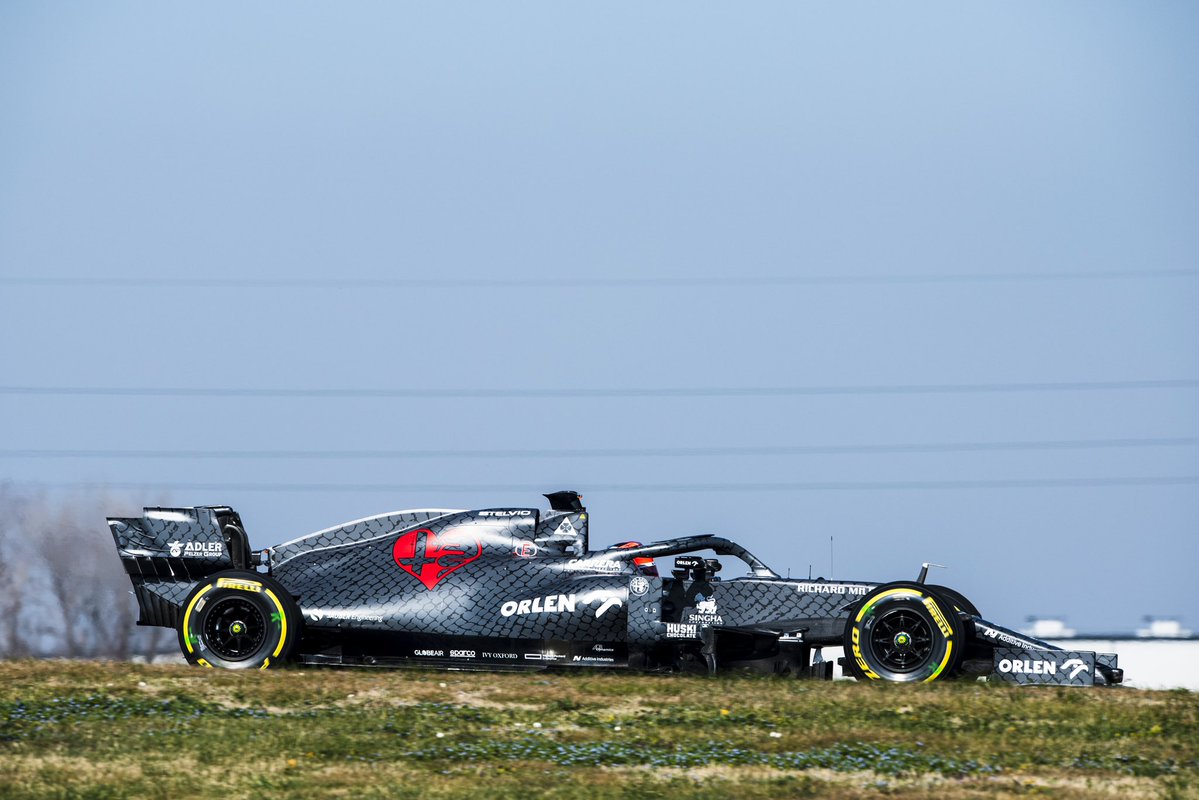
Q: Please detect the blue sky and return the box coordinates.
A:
[1,2,1197,632]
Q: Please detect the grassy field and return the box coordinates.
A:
[0,661,1196,799]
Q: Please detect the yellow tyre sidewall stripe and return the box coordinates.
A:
[263,588,289,662]
[855,588,924,623]
[850,626,880,679]
[924,640,954,683]
[182,585,214,654]
[183,578,290,669]
[851,587,955,682]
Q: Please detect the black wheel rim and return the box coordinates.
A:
[868,608,934,673]
[203,596,267,661]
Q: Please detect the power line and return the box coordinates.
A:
[1,379,1197,400]
[2,269,1197,290]
[8,476,1199,494]
[0,437,1193,460]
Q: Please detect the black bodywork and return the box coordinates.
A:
[108,492,1122,685]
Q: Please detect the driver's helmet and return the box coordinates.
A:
[614,541,659,577]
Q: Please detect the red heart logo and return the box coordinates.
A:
[392,528,481,590]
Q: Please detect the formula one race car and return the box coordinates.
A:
[108,492,1122,686]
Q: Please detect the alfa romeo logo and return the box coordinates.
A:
[393,528,481,590]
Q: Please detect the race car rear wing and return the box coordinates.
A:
[108,505,256,627]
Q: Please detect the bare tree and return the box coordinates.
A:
[23,490,136,657]
[33,500,89,655]
[140,624,169,662]
[0,485,33,657]
[0,488,174,660]
[83,491,141,658]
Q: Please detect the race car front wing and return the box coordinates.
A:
[971,619,1122,686]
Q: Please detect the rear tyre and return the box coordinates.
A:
[843,582,964,683]
[177,570,301,669]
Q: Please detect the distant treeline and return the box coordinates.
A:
[0,486,173,659]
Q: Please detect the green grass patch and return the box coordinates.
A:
[0,661,1195,799]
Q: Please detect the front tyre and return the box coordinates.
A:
[177,570,301,669]
[844,582,963,683]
